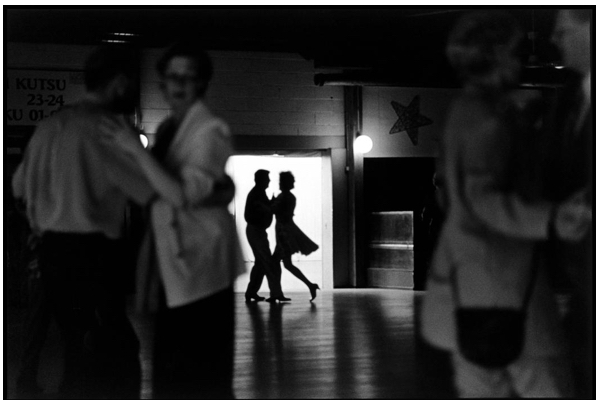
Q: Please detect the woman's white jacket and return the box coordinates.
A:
[139,100,245,309]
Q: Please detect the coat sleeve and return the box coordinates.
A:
[178,118,233,206]
[12,160,25,201]
[97,118,158,207]
[11,117,53,202]
[460,105,554,240]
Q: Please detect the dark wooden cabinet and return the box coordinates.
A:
[367,211,414,289]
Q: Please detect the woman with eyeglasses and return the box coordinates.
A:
[101,42,244,399]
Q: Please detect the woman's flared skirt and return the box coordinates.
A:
[275,221,319,258]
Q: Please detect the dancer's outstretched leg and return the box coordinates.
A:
[281,257,320,301]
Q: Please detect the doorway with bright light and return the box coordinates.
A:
[226,152,333,293]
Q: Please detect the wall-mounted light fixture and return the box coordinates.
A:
[354,134,373,154]
[139,133,149,148]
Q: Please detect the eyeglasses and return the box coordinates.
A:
[163,74,199,85]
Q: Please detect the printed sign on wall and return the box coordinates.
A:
[6,69,86,126]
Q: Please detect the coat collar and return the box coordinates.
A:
[166,99,212,159]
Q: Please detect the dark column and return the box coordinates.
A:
[331,148,350,288]
[344,86,366,288]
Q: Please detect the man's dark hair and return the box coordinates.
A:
[84,46,139,91]
[255,169,270,182]
[157,41,213,83]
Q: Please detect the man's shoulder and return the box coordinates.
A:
[31,102,122,152]
[44,101,107,126]
[27,105,75,140]
[247,186,260,198]
[36,103,77,125]
[20,106,83,163]
[186,101,230,134]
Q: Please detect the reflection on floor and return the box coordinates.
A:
[235,289,455,399]
[6,289,456,399]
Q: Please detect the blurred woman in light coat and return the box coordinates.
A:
[101,42,244,399]
[420,11,591,398]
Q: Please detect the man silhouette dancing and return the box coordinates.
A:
[244,170,290,302]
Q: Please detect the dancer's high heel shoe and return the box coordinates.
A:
[245,294,266,303]
[309,283,320,301]
[265,295,291,303]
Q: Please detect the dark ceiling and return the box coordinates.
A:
[6,7,568,87]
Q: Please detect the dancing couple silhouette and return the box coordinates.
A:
[244,170,319,303]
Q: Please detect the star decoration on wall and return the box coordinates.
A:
[389,96,433,145]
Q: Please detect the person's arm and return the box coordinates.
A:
[270,194,281,213]
[11,119,52,226]
[11,163,30,224]
[434,141,449,213]
[288,194,297,216]
[99,116,184,207]
[255,193,273,214]
[12,163,25,201]
[174,117,234,207]
[11,163,28,222]
[129,149,184,207]
[462,102,591,242]
[201,174,235,207]
[10,117,50,203]
[460,105,554,240]
[553,189,592,241]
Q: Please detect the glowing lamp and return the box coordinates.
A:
[139,133,149,148]
[354,135,373,154]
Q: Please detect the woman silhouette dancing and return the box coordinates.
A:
[268,171,320,302]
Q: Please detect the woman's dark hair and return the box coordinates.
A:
[446,11,523,81]
[84,45,139,91]
[279,171,295,188]
[156,41,213,83]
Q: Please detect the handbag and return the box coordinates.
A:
[452,258,538,369]
[449,117,540,369]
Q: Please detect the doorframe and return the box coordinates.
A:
[233,135,347,289]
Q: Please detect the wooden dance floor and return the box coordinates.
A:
[231,289,447,399]
[6,289,456,398]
